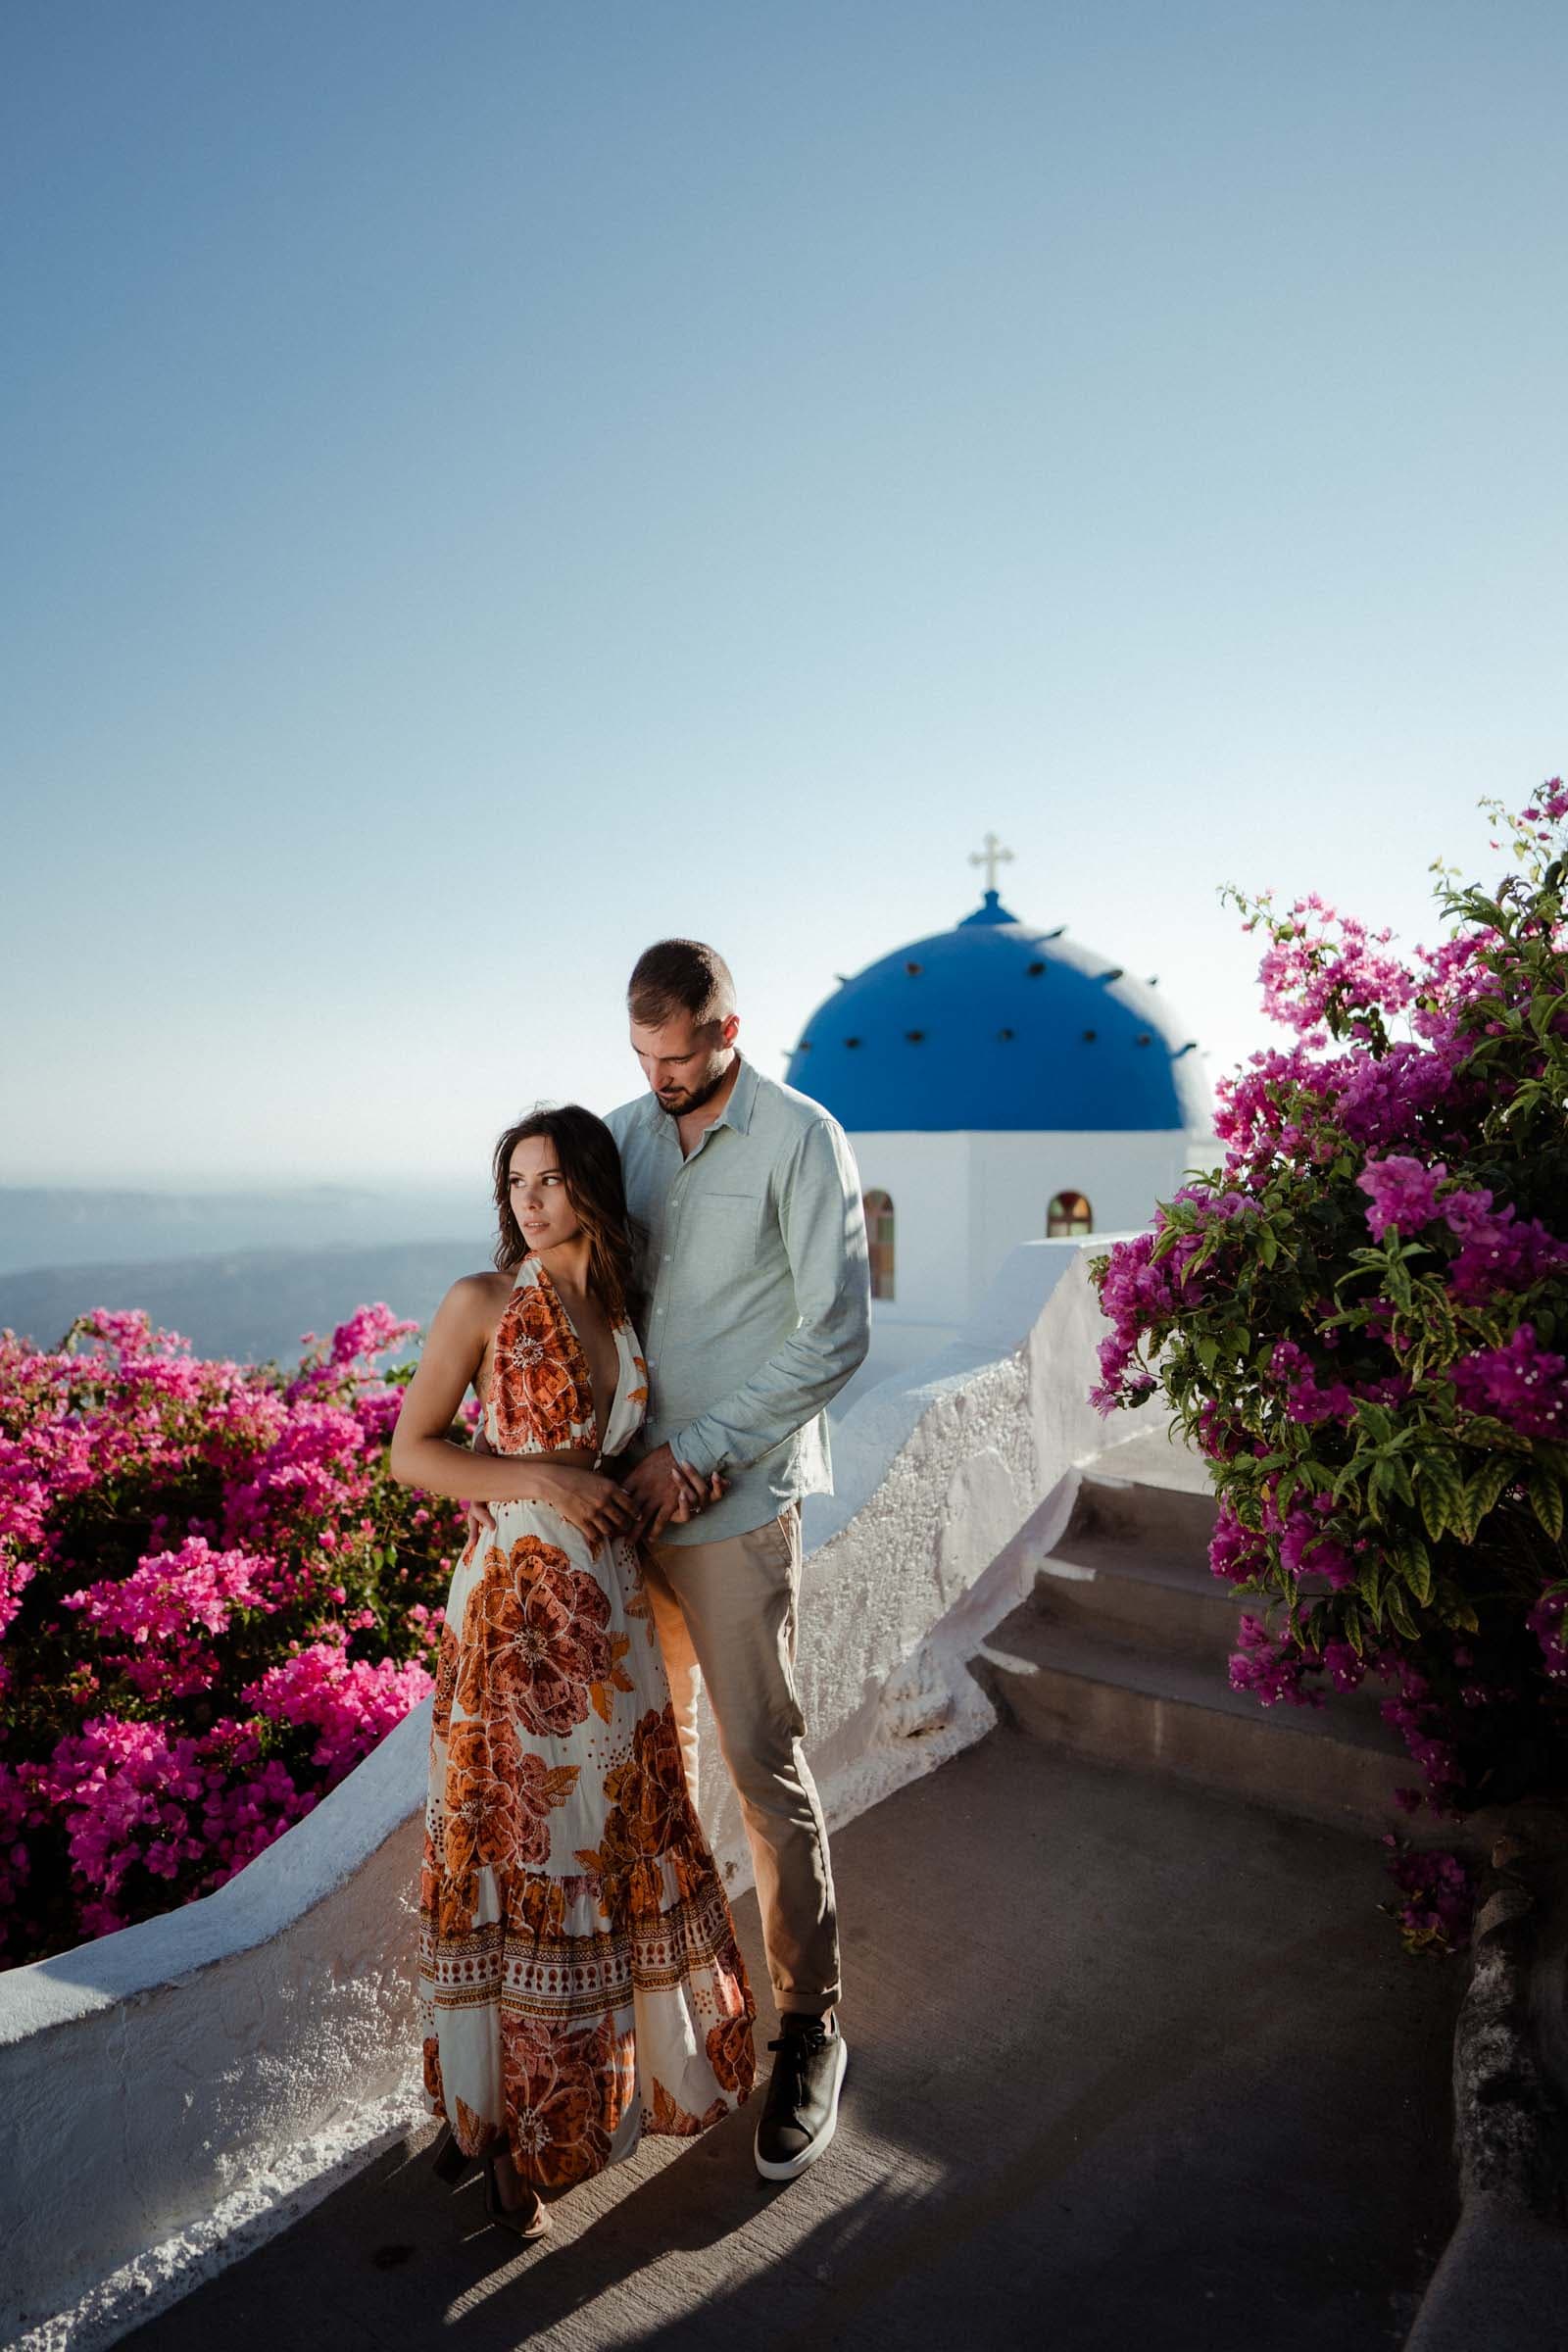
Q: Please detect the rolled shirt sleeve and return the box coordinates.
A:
[670,1118,871,1479]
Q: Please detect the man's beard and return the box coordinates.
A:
[655,1060,731,1118]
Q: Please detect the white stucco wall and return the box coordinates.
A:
[0,1239,1144,2352]
[964,1130,1202,1301]
[850,1132,972,1328]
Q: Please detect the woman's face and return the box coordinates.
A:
[508,1135,582,1253]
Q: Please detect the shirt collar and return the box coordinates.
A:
[629,1052,758,1142]
[710,1054,758,1136]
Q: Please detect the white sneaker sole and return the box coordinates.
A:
[754,2032,848,2181]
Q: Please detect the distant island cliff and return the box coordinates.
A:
[0,1240,483,1365]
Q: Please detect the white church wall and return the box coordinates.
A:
[0,1242,1148,2352]
[844,1131,972,1327]
[850,1127,1211,1354]
[839,1126,1205,1415]
[965,1129,1201,1303]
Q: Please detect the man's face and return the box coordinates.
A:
[629,1010,740,1118]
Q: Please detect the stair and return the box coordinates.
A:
[971,1467,1413,1835]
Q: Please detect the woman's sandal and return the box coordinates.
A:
[483,2152,551,2241]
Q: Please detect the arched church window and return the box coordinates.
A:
[1048,1191,1093,1238]
[863,1190,896,1300]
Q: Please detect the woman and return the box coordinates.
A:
[389,1105,757,2238]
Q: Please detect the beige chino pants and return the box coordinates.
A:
[642,1505,840,2019]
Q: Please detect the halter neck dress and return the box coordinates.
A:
[417,1256,756,2191]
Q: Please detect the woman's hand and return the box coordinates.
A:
[621,1446,726,1541]
[532,1463,643,1549]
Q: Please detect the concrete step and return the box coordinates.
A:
[1034,1529,1241,1667]
[1059,1469,1217,1567]
[971,1604,1412,1836]
[1035,1471,1233,1666]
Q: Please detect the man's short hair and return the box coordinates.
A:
[627,939,736,1029]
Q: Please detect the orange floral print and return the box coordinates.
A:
[507,1868,567,1941]
[606,1706,701,1859]
[508,1750,580,1868]
[646,2078,727,2136]
[576,1706,708,1919]
[443,1714,578,1885]
[438,1719,490,1929]
[457,1535,616,1739]
[418,1829,440,1917]
[501,2012,633,2192]
[431,1622,459,1742]
[454,2094,496,2157]
[491,1278,594,1453]
[706,2007,758,2098]
[621,1566,657,1645]
[589,1630,635,1724]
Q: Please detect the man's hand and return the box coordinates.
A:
[621,1444,725,1542]
[533,1464,643,1550]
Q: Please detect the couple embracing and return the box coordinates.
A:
[390,938,871,2239]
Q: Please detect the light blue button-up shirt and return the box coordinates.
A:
[605,1058,871,1544]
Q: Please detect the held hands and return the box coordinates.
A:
[532,1464,642,1550]
[462,1466,637,1553]
[462,1445,725,1552]
[619,1444,725,1543]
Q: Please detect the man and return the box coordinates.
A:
[609,937,870,2183]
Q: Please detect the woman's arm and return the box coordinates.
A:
[390,1278,638,1544]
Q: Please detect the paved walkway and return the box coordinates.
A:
[124,1732,1461,2352]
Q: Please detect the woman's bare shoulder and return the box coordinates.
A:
[437,1270,515,1331]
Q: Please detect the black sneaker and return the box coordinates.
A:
[754,2014,848,2181]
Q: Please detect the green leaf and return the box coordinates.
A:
[1395,1530,1433,1606]
[1332,1447,1369,1494]
[1529,1462,1565,1544]
[1457,1413,1525,1449]
[1355,1554,1383,1607]
[1417,1453,1466,1543]
[1464,1456,1516,1531]
[1528,989,1568,1040]
[1386,1586,1419,1640]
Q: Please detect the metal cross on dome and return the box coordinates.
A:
[968,832,1015,894]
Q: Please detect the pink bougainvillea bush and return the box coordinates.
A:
[1090,781,1568,1952]
[0,1303,467,1968]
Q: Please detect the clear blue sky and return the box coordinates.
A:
[4,1,1564,1184]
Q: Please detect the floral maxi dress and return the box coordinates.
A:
[417,1257,756,2190]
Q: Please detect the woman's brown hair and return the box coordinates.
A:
[492,1104,641,1324]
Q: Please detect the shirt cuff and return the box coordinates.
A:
[670,1423,725,1480]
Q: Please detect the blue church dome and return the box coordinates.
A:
[784,890,1209,1134]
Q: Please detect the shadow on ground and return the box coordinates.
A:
[122,1731,1460,2352]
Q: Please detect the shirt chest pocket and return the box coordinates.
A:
[694,1191,765,1254]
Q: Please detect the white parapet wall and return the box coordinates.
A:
[0,1238,1147,2351]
